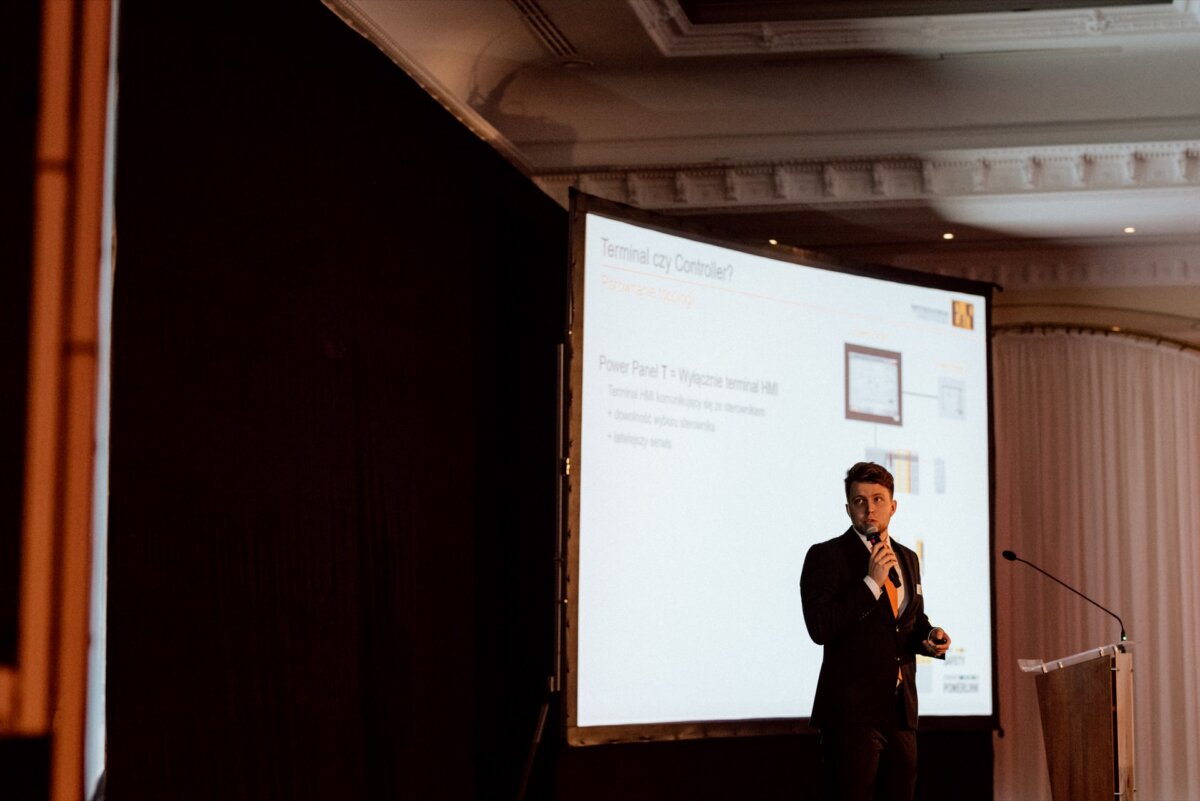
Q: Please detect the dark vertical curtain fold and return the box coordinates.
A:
[109,2,564,799]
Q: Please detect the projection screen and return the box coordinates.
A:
[564,192,996,745]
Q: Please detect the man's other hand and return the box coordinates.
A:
[923,627,951,657]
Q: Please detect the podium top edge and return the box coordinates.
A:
[1017,641,1135,673]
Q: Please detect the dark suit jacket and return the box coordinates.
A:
[800,528,941,730]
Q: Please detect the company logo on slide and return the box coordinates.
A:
[952,300,974,330]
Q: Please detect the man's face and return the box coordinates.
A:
[845,481,897,539]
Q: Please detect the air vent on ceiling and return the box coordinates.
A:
[509,0,579,58]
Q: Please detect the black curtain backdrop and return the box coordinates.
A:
[108,3,992,800]
[110,2,562,799]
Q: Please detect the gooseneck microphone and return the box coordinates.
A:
[866,530,901,588]
[1001,549,1127,641]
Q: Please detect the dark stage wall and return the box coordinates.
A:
[1,3,51,798]
[107,3,991,800]
[0,0,40,671]
[109,2,563,798]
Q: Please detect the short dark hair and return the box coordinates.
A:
[844,461,894,499]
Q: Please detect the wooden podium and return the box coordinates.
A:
[1019,643,1136,801]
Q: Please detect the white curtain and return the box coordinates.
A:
[992,329,1200,801]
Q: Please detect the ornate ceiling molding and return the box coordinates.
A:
[532,141,1200,211]
[537,142,1200,288]
[887,244,1200,290]
[628,0,1200,57]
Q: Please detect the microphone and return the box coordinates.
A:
[866,529,901,588]
[1001,549,1127,641]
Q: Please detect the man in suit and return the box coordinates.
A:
[800,461,950,801]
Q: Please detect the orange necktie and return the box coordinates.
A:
[884,576,902,684]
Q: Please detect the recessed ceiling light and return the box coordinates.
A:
[1111,326,1122,332]
[768,238,778,245]
[1123,227,1136,234]
[942,232,955,240]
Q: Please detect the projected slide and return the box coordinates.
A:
[568,200,992,741]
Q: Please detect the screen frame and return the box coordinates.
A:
[562,189,999,746]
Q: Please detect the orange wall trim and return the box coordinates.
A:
[9,1,113,798]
